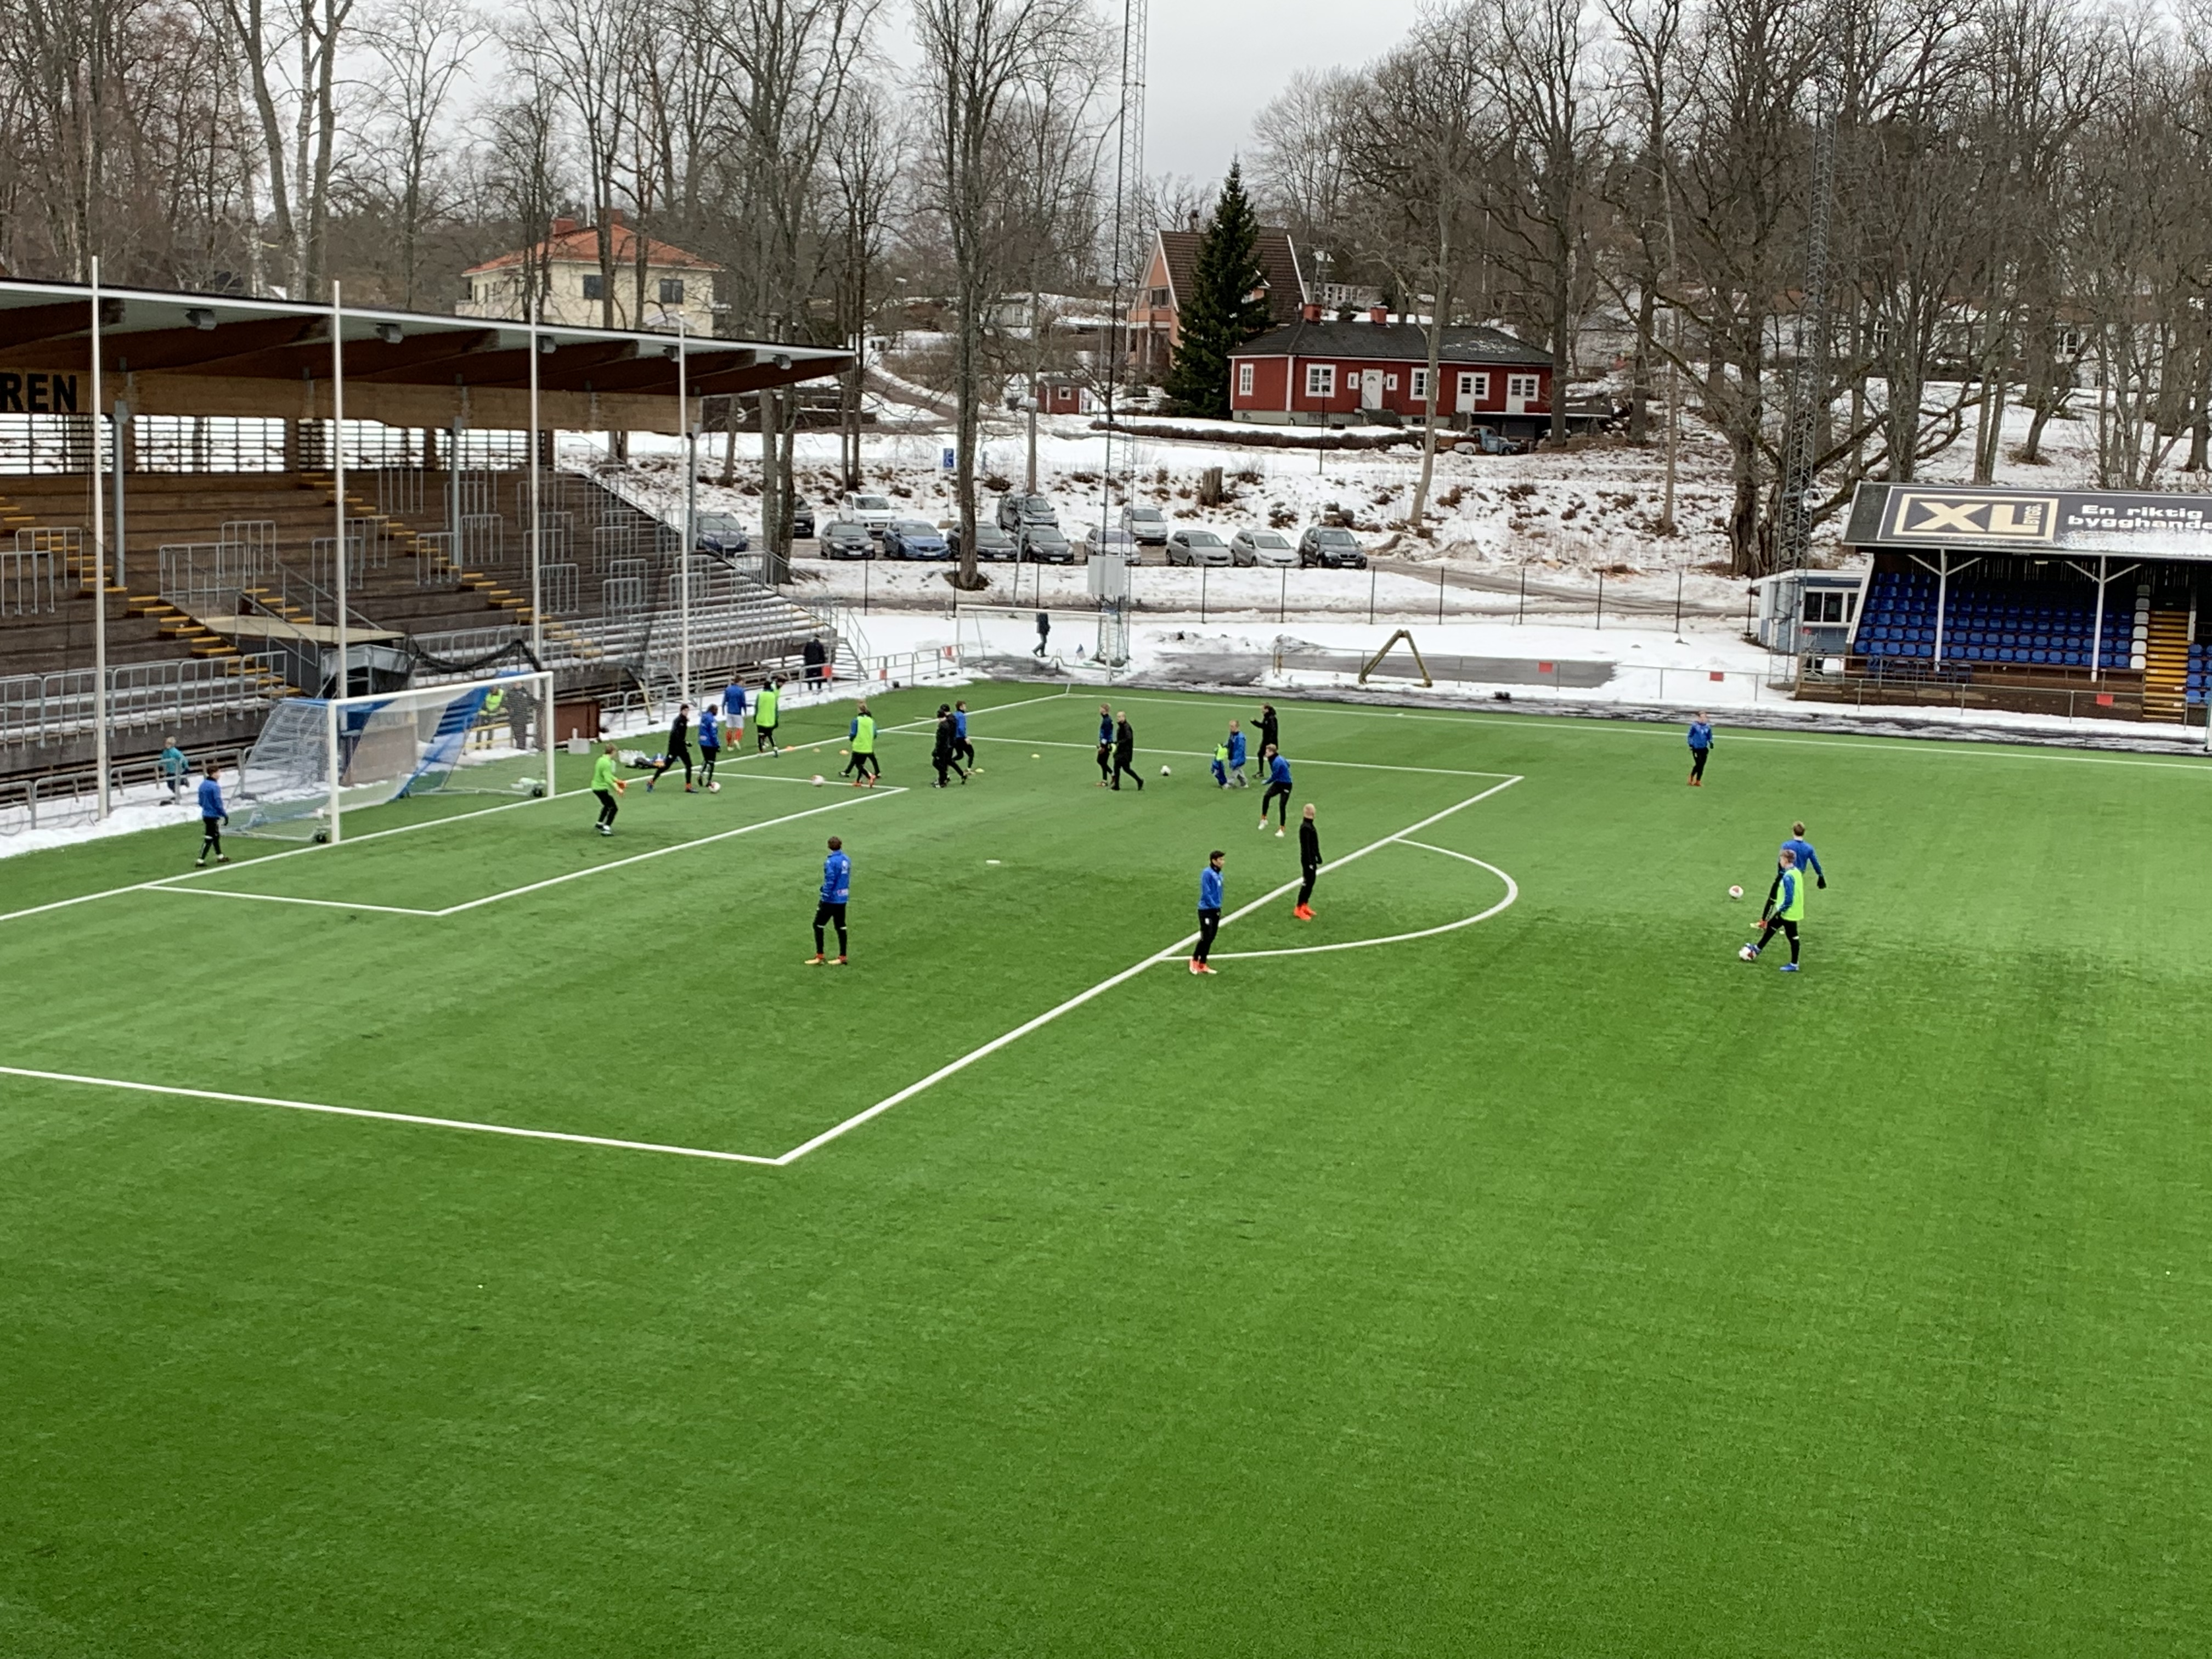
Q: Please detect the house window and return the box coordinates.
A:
[1385,373,1398,391]
[1149,287,1170,308]
[1458,371,1489,403]
[1804,590,1848,624]
[1237,362,1255,397]
[658,277,685,304]
[582,274,605,301]
[1410,368,1430,400]
[1305,363,1336,398]
[1508,373,1541,402]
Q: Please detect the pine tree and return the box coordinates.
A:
[1163,163,1273,419]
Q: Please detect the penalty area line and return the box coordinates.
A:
[772,775,1522,1165]
[0,1065,782,1166]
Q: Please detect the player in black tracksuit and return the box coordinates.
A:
[647,704,695,791]
[1111,713,1144,791]
[1254,703,1279,765]
[1295,804,1322,919]
[931,706,968,787]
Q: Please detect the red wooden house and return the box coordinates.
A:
[1228,306,1555,437]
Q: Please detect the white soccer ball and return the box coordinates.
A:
[811,774,825,786]
[1160,765,1171,777]
[312,806,327,819]
[707,781,721,793]
[1738,944,1758,961]
[1728,884,1743,900]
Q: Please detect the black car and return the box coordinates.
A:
[1019,523,1074,564]
[997,492,1058,533]
[693,511,750,554]
[787,498,816,539]
[1297,526,1368,569]
[820,520,874,560]
[951,523,1019,562]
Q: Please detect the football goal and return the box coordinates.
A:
[235,671,557,843]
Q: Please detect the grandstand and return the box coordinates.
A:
[1786,483,2212,726]
[0,277,851,794]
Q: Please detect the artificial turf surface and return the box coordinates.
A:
[3,682,2209,1656]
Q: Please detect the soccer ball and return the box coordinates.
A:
[1031,752,1040,759]
[811,774,825,786]
[707,781,721,794]
[1738,944,1758,962]
[1728,885,1743,900]
[1160,765,1171,777]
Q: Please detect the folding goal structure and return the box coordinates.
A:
[234,671,557,843]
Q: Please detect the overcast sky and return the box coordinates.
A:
[1139,0,1424,181]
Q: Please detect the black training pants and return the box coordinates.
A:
[1194,909,1221,962]
[698,744,719,784]
[757,725,777,753]
[200,816,223,857]
[1690,747,1709,781]
[813,901,849,955]
[1261,782,1292,825]
[1111,755,1143,790]
[652,748,693,786]
[1297,863,1319,906]
[1756,916,1801,963]
[594,788,619,826]
[1096,743,1113,781]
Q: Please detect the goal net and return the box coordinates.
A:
[235,671,556,842]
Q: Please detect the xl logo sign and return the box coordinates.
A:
[1888,490,2059,543]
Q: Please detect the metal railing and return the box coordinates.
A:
[0,741,256,835]
[414,531,459,589]
[0,653,285,749]
[159,539,279,614]
[1,544,61,615]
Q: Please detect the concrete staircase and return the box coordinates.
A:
[2143,609,2190,722]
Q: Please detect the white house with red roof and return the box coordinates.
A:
[1229,304,1556,437]
[457,213,720,335]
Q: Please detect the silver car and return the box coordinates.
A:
[1121,504,1169,545]
[1231,528,1297,568]
[1075,525,1139,564]
[1166,528,1232,567]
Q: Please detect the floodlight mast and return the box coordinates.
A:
[89,257,110,819]
[1776,14,1840,578]
[1100,0,1147,539]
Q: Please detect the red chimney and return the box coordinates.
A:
[1369,304,1390,325]
[550,216,577,236]
[605,207,628,228]
[1301,302,1322,323]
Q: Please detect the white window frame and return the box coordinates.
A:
[1237,361,1255,398]
[1385,372,1399,391]
[1457,371,1489,411]
[1305,363,1336,399]
[1508,373,1542,403]
[1410,368,1430,401]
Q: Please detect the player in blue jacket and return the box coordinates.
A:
[1191,850,1226,975]
[1686,713,1714,786]
[1094,702,1115,786]
[1257,747,1293,834]
[1763,820,1827,918]
[953,700,978,771]
[696,705,721,787]
[1226,720,1249,787]
[194,763,230,867]
[808,836,851,965]
[721,677,747,749]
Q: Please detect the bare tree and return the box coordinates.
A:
[358,0,483,307]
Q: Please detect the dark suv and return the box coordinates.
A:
[1297,526,1368,569]
[997,493,1058,533]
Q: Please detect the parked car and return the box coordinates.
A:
[693,511,749,555]
[1231,528,1297,568]
[883,518,951,560]
[1297,525,1368,569]
[1166,528,1233,567]
[820,520,874,560]
[1468,425,1528,456]
[1075,525,1139,564]
[788,498,816,539]
[840,492,898,535]
[997,492,1059,533]
[951,522,1019,562]
[1019,523,1074,563]
[1120,504,1169,545]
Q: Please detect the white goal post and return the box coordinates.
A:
[235,670,557,843]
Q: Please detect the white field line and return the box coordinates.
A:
[0,1064,780,1166]
[1203,842,1517,960]
[769,775,1522,1165]
[0,690,1068,929]
[161,789,906,918]
[1110,690,2212,774]
[966,732,1513,780]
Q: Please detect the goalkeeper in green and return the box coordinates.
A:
[590,743,623,835]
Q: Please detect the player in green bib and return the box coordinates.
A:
[844,702,880,786]
[589,742,622,835]
[755,679,781,753]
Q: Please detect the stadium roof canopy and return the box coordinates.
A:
[1845,481,2212,563]
[0,277,848,436]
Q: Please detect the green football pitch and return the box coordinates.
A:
[4,682,2210,1656]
